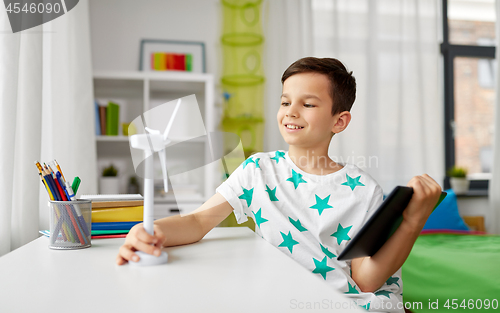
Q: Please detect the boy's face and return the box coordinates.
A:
[278,72,339,151]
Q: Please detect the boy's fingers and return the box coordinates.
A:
[407,176,424,192]
[116,255,127,265]
[409,175,438,191]
[407,175,442,206]
[154,230,166,247]
[417,176,432,194]
[116,224,165,264]
[419,174,435,187]
[154,236,165,248]
[118,245,140,263]
[422,173,440,187]
[129,237,160,256]
[135,226,156,244]
[419,174,442,195]
[406,176,432,204]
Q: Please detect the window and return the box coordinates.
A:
[441,0,496,192]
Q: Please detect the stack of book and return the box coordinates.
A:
[81,194,144,239]
[95,100,120,136]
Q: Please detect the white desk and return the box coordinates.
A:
[0,227,362,312]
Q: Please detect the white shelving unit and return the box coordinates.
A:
[93,71,217,218]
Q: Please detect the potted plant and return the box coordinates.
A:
[100,164,120,194]
[447,166,469,195]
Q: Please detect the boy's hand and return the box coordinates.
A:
[402,174,442,232]
[116,223,166,265]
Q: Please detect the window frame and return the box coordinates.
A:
[441,0,496,194]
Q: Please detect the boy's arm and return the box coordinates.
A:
[116,193,233,265]
[158,192,234,246]
[350,174,442,292]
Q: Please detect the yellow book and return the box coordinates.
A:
[91,206,143,223]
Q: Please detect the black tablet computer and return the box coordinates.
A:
[337,186,447,261]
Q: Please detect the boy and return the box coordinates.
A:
[117,57,442,312]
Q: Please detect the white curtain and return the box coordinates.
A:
[487,0,500,235]
[0,0,97,256]
[311,0,444,193]
[262,0,313,152]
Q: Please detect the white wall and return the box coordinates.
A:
[89,0,221,76]
[457,197,489,217]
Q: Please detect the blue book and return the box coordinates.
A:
[92,221,141,231]
[95,100,101,136]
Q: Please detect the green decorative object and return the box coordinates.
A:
[447,166,468,178]
[219,0,265,228]
[447,166,470,194]
[221,0,265,156]
[102,164,118,177]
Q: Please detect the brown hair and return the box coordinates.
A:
[281,57,356,115]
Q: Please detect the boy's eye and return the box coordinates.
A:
[304,104,315,108]
[281,102,290,106]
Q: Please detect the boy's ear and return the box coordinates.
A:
[331,111,351,134]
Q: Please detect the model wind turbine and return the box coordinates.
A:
[129,98,182,266]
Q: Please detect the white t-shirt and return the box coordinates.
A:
[216,150,404,312]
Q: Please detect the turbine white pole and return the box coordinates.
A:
[143,149,154,236]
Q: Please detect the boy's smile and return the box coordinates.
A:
[284,123,304,132]
[278,72,338,150]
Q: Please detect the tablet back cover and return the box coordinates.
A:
[337,186,414,261]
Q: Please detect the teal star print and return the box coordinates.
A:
[312,256,335,280]
[345,282,359,294]
[359,302,371,311]
[278,231,299,253]
[289,217,307,232]
[386,276,400,287]
[252,208,268,228]
[320,243,336,259]
[286,169,307,189]
[270,151,286,164]
[341,174,365,191]
[265,185,279,201]
[309,195,333,215]
[331,223,352,245]
[375,290,392,299]
[255,158,261,169]
[238,187,254,207]
[242,157,255,169]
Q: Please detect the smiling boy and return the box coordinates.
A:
[117,57,442,312]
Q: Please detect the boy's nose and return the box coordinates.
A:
[286,105,299,118]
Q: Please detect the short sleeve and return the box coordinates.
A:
[215,158,254,224]
[362,185,384,224]
[370,268,404,312]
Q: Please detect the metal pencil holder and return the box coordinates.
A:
[48,200,92,249]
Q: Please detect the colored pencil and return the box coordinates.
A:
[37,160,92,245]
[49,165,87,244]
[54,159,66,181]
